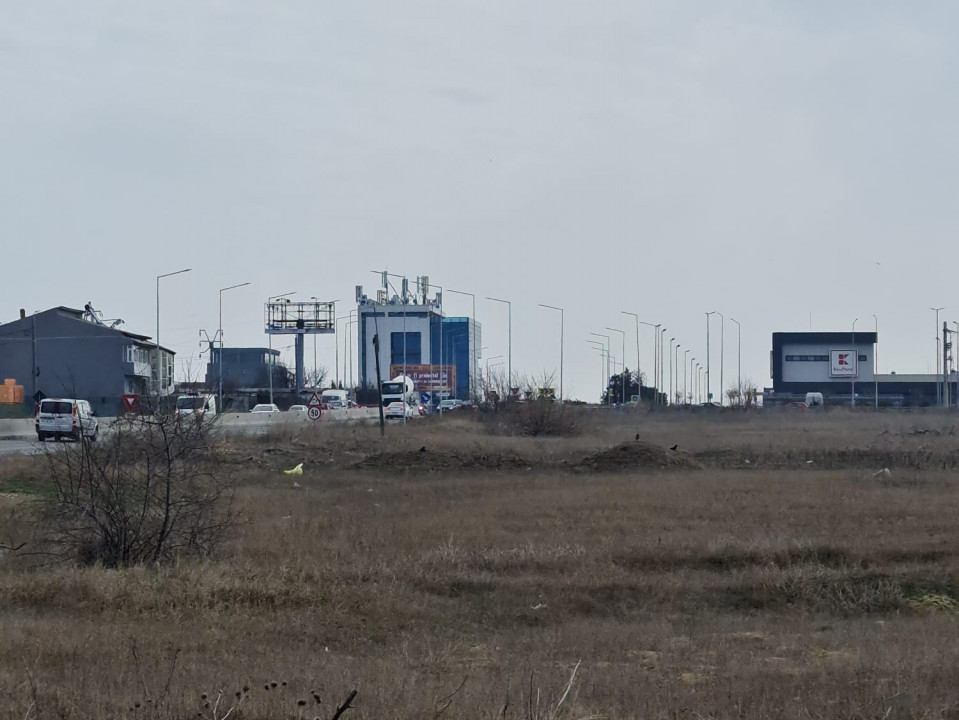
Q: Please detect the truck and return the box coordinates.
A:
[381,375,420,411]
[320,388,350,409]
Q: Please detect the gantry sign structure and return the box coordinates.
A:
[265,300,335,392]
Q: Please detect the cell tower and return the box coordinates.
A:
[264,299,335,392]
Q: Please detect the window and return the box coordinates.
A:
[390,332,421,365]
[785,355,829,362]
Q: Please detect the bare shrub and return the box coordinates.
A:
[481,399,582,437]
[33,412,239,567]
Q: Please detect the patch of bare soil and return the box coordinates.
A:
[574,440,703,472]
[695,447,959,470]
[353,448,533,472]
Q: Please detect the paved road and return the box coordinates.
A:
[0,439,45,456]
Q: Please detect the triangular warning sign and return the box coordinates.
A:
[308,392,322,407]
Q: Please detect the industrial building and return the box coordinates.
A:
[766,331,946,407]
[0,305,174,416]
[356,278,481,402]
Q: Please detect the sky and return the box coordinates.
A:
[3,1,959,401]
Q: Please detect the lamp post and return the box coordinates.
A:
[715,311,725,405]
[873,314,878,409]
[156,268,191,397]
[851,318,858,407]
[684,350,690,405]
[588,341,609,401]
[639,322,660,403]
[674,342,681,407]
[954,321,959,408]
[730,317,741,406]
[219,282,251,412]
[541,304,565,400]
[622,311,642,402]
[486,297,511,394]
[449,288,478,401]
[606,327,626,404]
[668,337,675,405]
[660,328,667,404]
[931,307,944,405]
[698,364,704,404]
[590,333,611,403]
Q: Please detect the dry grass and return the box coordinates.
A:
[2,408,959,718]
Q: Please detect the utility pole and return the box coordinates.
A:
[931,307,944,405]
[943,321,950,408]
[622,312,642,402]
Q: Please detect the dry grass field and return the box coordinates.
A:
[2,407,959,719]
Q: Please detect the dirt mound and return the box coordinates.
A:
[574,440,702,472]
[353,448,532,472]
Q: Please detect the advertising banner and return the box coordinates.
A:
[830,350,858,378]
[390,364,457,392]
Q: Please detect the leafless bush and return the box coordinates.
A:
[34,411,239,567]
[481,399,582,437]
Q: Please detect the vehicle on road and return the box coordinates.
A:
[385,401,415,419]
[36,398,98,442]
[175,394,217,419]
[250,403,281,414]
[438,399,465,412]
[381,375,420,410]
[288,404,308,414]
[321,388,349,410]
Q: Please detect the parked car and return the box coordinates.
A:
[288,404,308,413]
[36,398,98,442]
[250,403,281,413]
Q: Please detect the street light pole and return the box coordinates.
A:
[873,314,878,409]
[219,282,251,412]
[684,350,690,405]
[851,318,858,407]
[156,268,191,397]
[449,288,477,401]
[660,328,667,404]
[674,342,681,407]
[668,337,675,405]
[931,307,944,405]
[541,304,565,400]
[715,311,725,405]
[591,332,611,403]
[732,317,743,405]
[486,297,511,395]
[639,322,659,403]
[605,327,626,404]
[622,311,642,402]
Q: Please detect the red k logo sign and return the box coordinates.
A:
[838,353,849,366]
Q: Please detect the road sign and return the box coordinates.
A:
[307,392,322,408]
[308,406,321,421]
[420,392,431,405]
[121,394,139,412]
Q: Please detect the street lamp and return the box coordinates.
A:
[851,318,858,407]
[730,317,741,406]
[674,342,681,407]
[873,314,878,409]
[156,268,191,397]
[449,288,478,401]
[268,291,297,404]
[639,322,660,404]
[684,349,690,405]
[605,327,626,404]
[622,311,642,402]
[590,332,611,403]
[668,337,675,405]
[485,354,503,398]
[587,341,609,402]
[660,328,667,404]
[541,304,565,400]
[219,282,251,411]
[486,297,512,392]
[931,307,944,405]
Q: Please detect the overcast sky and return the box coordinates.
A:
[3,2,958,400]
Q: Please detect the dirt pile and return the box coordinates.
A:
[574,440,702,472]
[353,448,532,472]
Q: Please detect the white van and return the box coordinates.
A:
[805,392,825,407]
[36,398,99,442]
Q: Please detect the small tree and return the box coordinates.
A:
[726,377,757,408]
[34,407,239,567]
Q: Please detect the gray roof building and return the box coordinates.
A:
[0,306,174,416]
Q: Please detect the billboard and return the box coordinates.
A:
[389,364,457,393]
[830,350,858,378]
